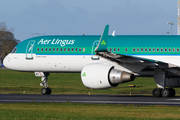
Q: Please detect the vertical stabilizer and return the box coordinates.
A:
[95,25,109,52]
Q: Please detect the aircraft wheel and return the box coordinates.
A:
[47,87,52,94]
[152,88,161,97]
[41,88,48,95]
[41,87,51,95]
[161,88,170,97]
[169,88,175,97]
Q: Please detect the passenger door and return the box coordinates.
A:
[91,40,99,60]
[26,40,35,59]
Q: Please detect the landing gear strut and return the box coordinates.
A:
[153,88,175,97]
[40,72,51,95]
[35,72,52,95]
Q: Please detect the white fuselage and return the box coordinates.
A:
[4,53,180,78]
[3,53,106,72]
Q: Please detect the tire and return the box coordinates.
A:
[169,88,176,97]
[161,88,170,97]
[153,88,161,97]
[47,87,52,94]
[41,88,48,95]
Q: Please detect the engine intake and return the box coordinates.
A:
[81,63,135,89]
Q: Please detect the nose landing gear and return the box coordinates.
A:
[35,72,52,95]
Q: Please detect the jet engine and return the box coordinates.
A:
[81,63,135,89]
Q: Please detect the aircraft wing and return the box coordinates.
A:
[95,25,178,69]
[96,51,179,68]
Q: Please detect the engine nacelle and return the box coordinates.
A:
[81,63,135,89]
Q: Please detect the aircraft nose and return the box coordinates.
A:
[3,54,9,68]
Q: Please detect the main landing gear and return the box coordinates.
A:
[35,72,52,95]
[152,88,175,97]
[153,69,176,97]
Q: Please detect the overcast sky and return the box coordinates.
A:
[0,0,178,41]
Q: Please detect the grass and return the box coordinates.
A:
[0,103,180,120]
[0,69,155,95]
[1,69,180,95]
[1,69,180,119]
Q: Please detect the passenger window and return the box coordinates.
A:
[157,48,159,52]
[56,48,59,52]
[169,48,171,52]
[72,48,74,52]
[60,48,62,52]
[110,48,112,52]
[145,48,147,52]
[113,48,116,52]
[41,48,44,52]
[45,48,47,52]
[49,48,51,52]
[68,48,70,52]
[75,48,78,52]
[125,48,128,52]
[160,48,163,52]
[83,48,85,52]
[149,48,151,52]
[133,48,135,52]
[164,48,167,52]
[177,48,179,52]
[79,48,81,52]
[137,48,139,52]
[64,48,66,52]
[141,48,143,52]
[37,48,39,52]
[173,48,175,52]
[117,48,120,52]
[153,48,155,52]
[53,48,55,52]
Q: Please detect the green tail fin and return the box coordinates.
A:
[95,25,109,52]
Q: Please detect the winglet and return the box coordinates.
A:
[112,31,115,36]
[95,25,109,52]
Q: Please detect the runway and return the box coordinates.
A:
[1,94,180,105]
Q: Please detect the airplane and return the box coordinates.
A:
[3,25,180,97]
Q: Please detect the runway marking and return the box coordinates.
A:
[168,99,180,101]
[71,101,180,105]
[0,100,68,103]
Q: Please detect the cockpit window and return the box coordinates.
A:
[11,47,17,53]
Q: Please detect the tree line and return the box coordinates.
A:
[0,22,20,60]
